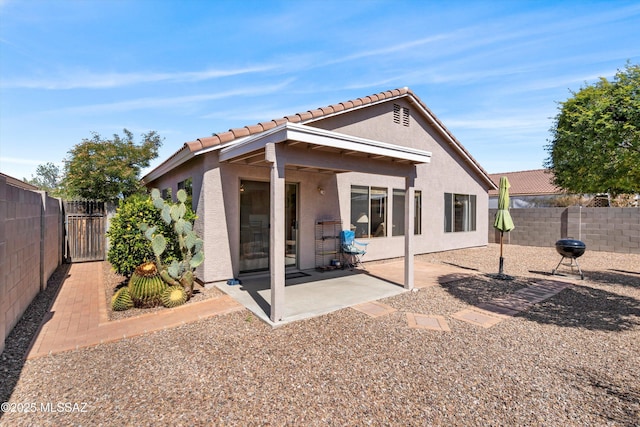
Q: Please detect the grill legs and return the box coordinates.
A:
[551,256,584,280]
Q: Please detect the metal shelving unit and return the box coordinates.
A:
[315,219,342,271]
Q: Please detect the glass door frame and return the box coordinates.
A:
[239,179,299,274]
[285,182,299,270]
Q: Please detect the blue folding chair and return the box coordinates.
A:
[340,230,368,269]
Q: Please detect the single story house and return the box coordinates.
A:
[142,87,497,322]
[488,169,563,208]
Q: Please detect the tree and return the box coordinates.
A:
[544,63,640,198]
[25,162,63,196]
[63,129,162,202]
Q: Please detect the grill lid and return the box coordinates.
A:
[555,239,586,258]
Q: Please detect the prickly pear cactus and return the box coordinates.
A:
[111,287,133,311]
[161,286,188,308]
[128,262,166,308]
[139,188,204,299]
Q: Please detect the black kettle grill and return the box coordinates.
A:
[551,239,586,280]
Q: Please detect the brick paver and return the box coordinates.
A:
[455,278,572,328]
[476,279,571,317]
[26,262,244,359]
[351,301,397,318]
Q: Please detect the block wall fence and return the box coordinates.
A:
[489,207,640,254]
[0,175,65,354]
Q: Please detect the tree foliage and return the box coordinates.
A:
[63,129,162,202]
[544,63,640,197]
[25,162,64,196]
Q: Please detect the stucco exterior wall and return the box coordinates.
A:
[318,98,490,256]
[208,157,341,281]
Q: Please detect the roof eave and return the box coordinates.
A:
[219,122,432,165]
[141,144,194,184]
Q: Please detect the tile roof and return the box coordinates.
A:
[489,169,562,196]
[145,87,495,189]
[185,88,412,152]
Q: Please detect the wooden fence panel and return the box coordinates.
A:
[65,201,106,262]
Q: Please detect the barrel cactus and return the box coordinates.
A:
[128,262,166,308]
[111,287,133,311]
[161,286,188,308]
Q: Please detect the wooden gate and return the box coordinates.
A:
[65,201,106,262]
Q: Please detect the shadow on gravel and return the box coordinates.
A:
[441,274,640,332]
[584,269,640,289]
[562,367,640,426]
[439,275,530,306]
[521,285,640,331]
[0,263,70,416]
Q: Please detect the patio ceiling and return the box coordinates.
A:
[216,122,432,174]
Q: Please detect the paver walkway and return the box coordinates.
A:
[477,279,572,316]
[26,262,243,359]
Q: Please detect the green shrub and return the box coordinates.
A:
[107,193,187,276]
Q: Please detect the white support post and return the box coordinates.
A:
[266,143,286,322]
[404,175,415,290]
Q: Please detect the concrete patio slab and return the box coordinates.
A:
[217,268,407,326]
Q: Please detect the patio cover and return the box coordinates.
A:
[217,122,432,322]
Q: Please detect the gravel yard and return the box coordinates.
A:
[1,244,639,426]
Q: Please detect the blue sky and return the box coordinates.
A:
[1,0,639,182]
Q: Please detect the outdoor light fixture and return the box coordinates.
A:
[317,186,325,195]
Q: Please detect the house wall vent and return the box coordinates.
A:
[393,104,410,127]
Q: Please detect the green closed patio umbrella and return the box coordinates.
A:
[493,176,515,279]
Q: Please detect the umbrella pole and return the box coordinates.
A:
[499,231,504,275]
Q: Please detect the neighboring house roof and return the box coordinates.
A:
[488,169,562,197]
[0,172,39,191]
[143,87,496,189]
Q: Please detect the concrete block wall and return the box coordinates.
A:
[0,175,64,354]
[489,207,640,254]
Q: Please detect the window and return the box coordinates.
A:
[444,193,476,232]
[161,187,172,201]
[392,189,405,236]
[350,186,387,238]
[414,190,422,235]
[178,177,193,207]
[392,189,422,236]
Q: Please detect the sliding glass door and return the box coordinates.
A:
[239,180,298,273]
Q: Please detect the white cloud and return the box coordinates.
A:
[43,80,294,115]
[0,156,49,166]
[1,64,279,90]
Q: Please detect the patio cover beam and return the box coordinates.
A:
[219,122,432,165]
